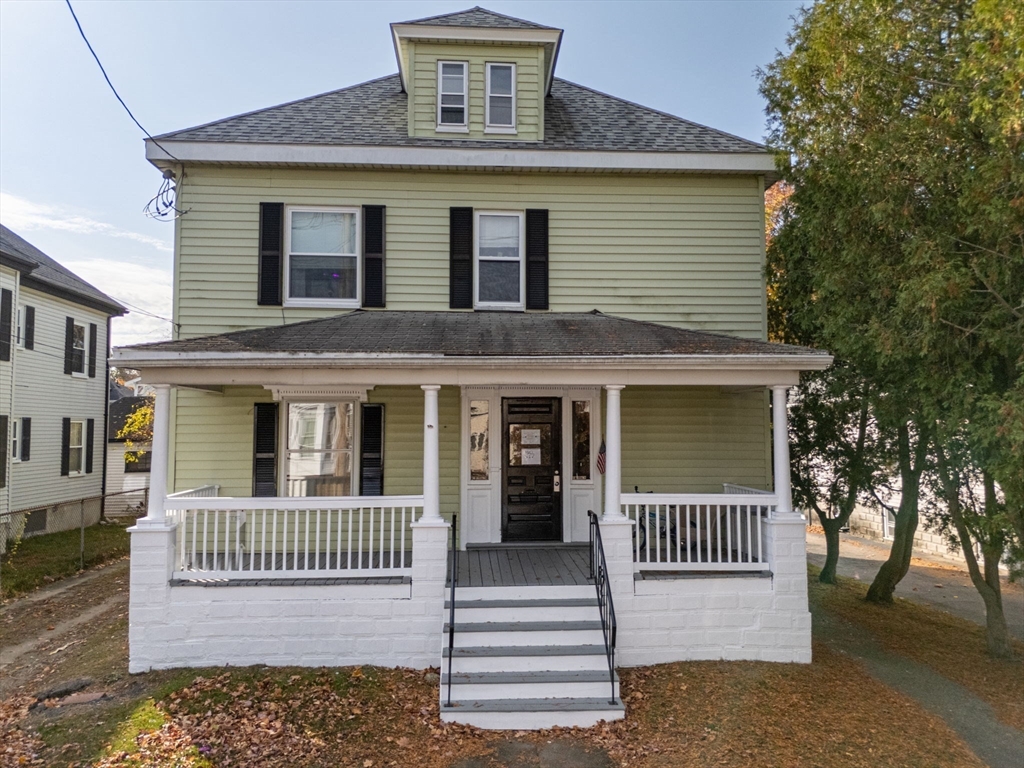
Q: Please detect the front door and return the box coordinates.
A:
[502,398,562,541]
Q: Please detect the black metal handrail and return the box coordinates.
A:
[446,513,458,708]
[588,511,618,705]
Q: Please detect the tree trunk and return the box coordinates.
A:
[979,541,1014,658]
[818,516,843,584]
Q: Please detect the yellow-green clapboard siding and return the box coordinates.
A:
[174,167,767,340]
[409,41,544,141]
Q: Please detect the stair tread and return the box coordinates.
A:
[444,620,603,632]
[441,697,624,713]
[441,670,619,684]
[443,644,607,657]
[446,598,598,609]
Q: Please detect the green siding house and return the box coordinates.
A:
[117,7,830,729]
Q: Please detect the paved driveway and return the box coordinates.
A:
[805,530,1024,641]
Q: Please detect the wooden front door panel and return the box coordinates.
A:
[502,398,562,541]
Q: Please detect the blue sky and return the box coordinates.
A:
[0,0,803,346]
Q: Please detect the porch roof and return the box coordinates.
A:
[115,310,829,367]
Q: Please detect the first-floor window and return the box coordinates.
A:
[71,323,86,374]
[10,418,18,462]
[572,401,591,480]
[469,400,490,481]
[286,207,360,306]
[286,402,355,496]
[475,211,524,309]
[68,420,85,475]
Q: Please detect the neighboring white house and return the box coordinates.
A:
[0,225,126,536]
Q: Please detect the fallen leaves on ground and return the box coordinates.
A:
[0,696,46,767]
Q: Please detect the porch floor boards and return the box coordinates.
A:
[450,546,593,588]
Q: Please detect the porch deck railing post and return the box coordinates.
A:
[602,385,625,520]
[771,386,795,517]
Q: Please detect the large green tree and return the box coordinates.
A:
[760,0,1022,652]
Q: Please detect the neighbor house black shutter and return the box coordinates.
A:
[258,203,284,306]
[87,323,98,378]
[449,207,473,309]
[0,416,7,488]
[63,317,75,375]
[0,289,12,362]
[60,417,71,476]
[252,402,279,496]
[360,404,385,496]
[20,418,30,462]
[525,209,550,310]
[362,205,386,308]
[85,419,95,473]
[23,306,34,350]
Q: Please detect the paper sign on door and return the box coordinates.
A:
[521,429,541,446]
[521,448,541,465]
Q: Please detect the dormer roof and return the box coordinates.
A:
[396,6,556,30]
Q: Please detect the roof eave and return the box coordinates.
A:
[21,274,127,317]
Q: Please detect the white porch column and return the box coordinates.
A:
[141,384,171,525]
[421,385,442,521]
[772,385,795,516]
[603,385,625,520]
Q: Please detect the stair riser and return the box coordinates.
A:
[451,630,605,648]
[455,585,595,601]
[441,681,619,700]
[450,606,598,622]
[447,655,608,673]
[440,708,625,730]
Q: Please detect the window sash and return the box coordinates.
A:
[71,323,86,374]
[10,419,18,462]
[284,402,357,498]
[284,207,361,306]
[474,212,525,309]
[69,420,84,474]
[486,63,516,129]
[437,61,467,126]
[15,307,23,347]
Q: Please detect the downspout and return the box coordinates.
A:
[100,316,111,520]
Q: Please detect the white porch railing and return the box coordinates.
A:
[164,495,423,579]
[167,484,221,499]
[721,483,772,496]
[621,493,776,571]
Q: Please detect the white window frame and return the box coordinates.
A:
[71,321,87,377]
[283,206,362,309]
[474,210,526,311]
[280,400,361,498]
[10,418,19,463]
[485,62,517,133]
[68,419,85,476]
[15,306,24,348]
[436,60,469,132]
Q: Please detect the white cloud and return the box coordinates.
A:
[0,191,172,253]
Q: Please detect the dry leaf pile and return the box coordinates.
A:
[0,696,46,768]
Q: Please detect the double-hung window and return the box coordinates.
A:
[10,418,18,463]
[485,63,516,132]
[475,211,525,309]
[70,322,86,375]
[15,307,23,348]
[285,402,356,497]
[68,420,84,475]
[285,207,360,307]
[437,61,467,130]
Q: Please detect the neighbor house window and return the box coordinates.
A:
[285,402,355,497]
[68,420,85,475]
[15,307,24,348]
[285,207,360,307]
[10,418,18,463]
[437,61,467,129]
[475,211,524,309]
[486,63,516,131]
[71,323,86,375]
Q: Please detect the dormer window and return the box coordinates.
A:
[486,63,516,132]
[437,61,467,130]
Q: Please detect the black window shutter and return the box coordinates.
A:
[21,417,30,462]
[88,323,98,378]
[525,209,549,310]
[449,207,473,309]
[360,404,385,496]
[258,203,284,306]
[60,417,71,476]
[85,418,95,473]
[63,317,75,375]
[362,205,386,308]
[252,402,279,497]
[0,416,7,488]
[0,289,12,362]
[24,306,34,350]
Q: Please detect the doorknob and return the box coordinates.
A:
[553,472,561,492]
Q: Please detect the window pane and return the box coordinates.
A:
[70,421,83,447]
[286,451,352,497]
[288,403,353,452]
[440,106,465,124]
[441,94,465,106]
[69,447,83,473]
[289,254,357,299]
[291,211,356,254]
[441,62,464,79]
[479,260,521,303]
[489,65,513,95]
[508,424,552,467]
[572,401,591,480]
[470,400,489,481]
[72,324,85,349]
[441,74,464,94]
[478,215,520,258]
[489,96,513,126]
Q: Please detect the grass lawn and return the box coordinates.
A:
[0,519,134,600]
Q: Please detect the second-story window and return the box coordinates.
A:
[486,63,516,131]
[475,211,524,310]
[285,207,360,307]
[438,61,467,129]
[71,322,86,375]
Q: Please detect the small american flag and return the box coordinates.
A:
[596,439,606,475]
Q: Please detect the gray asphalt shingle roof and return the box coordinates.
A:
[154,75,765,154]
[0,224,126,315]
[397,6,556,30]
[122,310,824,359]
